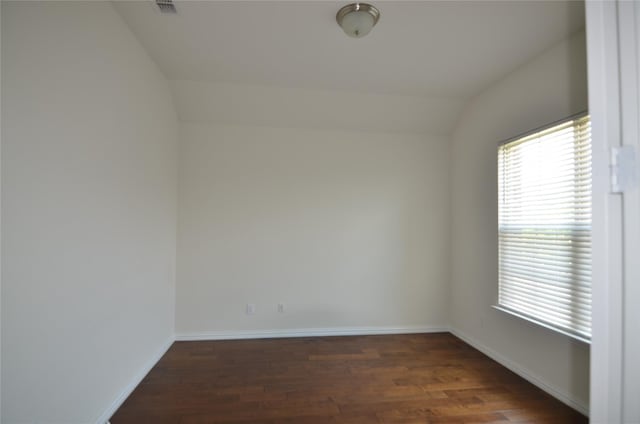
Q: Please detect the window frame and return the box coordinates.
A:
[494,111,592,345]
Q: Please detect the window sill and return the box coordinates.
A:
[492,305,591,345]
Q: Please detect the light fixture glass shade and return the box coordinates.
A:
[336,3,380,38]
[340,10,375,37]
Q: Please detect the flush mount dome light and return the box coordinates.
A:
[336,3,380,38]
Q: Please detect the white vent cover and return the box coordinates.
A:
[156,0,176,14]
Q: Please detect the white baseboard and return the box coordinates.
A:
[449,327,589,417]
[95,336,174,424]
[175,325,448,341]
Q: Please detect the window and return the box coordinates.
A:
[497,114,591,342]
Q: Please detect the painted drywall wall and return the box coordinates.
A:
[176,123,450,336]
[450,30,590,412]
[0,2,3,418]
[170,80,466,135]
[1,2,177,422]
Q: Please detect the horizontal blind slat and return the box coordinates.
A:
[497,115,592,340]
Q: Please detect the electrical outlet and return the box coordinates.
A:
[246,303,256,315]
[277,303,285,313]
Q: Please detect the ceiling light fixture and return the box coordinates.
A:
[336,3,380,38]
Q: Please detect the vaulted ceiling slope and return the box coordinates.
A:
[114,1,585,133]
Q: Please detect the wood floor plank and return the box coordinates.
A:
[110,333,587,423]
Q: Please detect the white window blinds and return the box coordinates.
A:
[497,114,591,341]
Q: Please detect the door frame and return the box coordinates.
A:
[586,1,639,422]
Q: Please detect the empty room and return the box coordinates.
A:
[2,0,638,423]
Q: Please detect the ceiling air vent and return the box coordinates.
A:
[156,0,177,14]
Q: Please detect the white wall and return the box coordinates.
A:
[176,123,450,336]
[450,30,590,413]
[1,2,177,423]
[0,1,592,420]
[0,2,3,419]
[170,80,465,135]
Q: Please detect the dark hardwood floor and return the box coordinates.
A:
[110,333,587,423]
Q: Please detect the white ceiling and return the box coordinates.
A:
[114,0,585,98]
